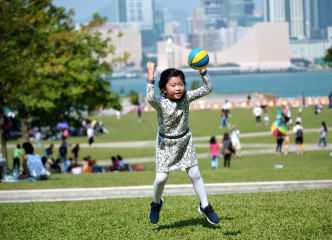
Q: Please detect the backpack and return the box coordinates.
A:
[296,128,303,138]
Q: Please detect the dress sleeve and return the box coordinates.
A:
[187,70,213,102]
[146,79,160,110]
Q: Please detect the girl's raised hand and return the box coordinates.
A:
[147,61,155,79]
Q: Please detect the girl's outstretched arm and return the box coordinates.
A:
[147,61,155,80]
[187,69,213,102]
[146,62,160,110]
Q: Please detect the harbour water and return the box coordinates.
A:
[110,70,332,98]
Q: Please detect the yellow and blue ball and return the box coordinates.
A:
[187,48,209,70]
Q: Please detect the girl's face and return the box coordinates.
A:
[162,76,185,101]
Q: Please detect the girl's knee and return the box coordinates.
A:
[155,172,168,185]
[187,166,201,181]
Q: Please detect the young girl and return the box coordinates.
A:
[146,61,220,225]
[208,136,221,169]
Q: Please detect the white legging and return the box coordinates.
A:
[153,165,209,207]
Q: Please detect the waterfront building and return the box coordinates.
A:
[188,26,250,52]
[288,0,306,39]
[117,0,156,54]
[96,25,142,71]
[157,22,291,71]
[192,8,206,32]
[263,0,306,39]
[117,0,154,30]
[308,0,332,39]
[186,17,194,36]
[289,39,332,59]
[201,0,255,28]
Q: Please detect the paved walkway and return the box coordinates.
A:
[1,180,331,203]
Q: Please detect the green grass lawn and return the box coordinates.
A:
[1,150,331,190]
[7,106,332,145]
[1,107,332,239]
[0,190,331,239]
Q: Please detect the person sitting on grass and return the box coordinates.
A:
[18,142,47,180]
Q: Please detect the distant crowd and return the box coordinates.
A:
[0,140,143,181]
[212,92,329,170]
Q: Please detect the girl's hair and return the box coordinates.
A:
[158,68,186,92]
[322,121,327,132]
[210,136,216,144]
[117,155,123,160]
[16,144,21,148]
[22,142,34,154]
[223,132,230,141]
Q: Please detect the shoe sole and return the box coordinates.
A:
[148,198,163,224]
[198,206,219,225]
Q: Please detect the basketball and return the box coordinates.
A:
[187,48,209,70]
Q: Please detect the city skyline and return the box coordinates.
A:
[52,0,332,70]
[53,0,263,24]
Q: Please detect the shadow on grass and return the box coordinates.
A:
[153,216,236,231]
[154,217,220,230]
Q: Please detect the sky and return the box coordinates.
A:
[53,0,262,23]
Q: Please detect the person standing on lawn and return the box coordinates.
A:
[146,61,220,225]
[293,120,304,154]
[221,132,233,169]
[208,136,221,169]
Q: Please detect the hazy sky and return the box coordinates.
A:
[53,0,262,22]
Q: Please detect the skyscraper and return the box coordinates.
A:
[263,0,286,22]
[308,0,332,39]
[117,0,156,54]
[288,0,306,39]
[117,0,154,30]
[263,0,306,39]
[201,0,254,28]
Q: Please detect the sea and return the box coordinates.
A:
[110,70,332,98]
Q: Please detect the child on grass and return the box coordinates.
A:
[146,61,220,225]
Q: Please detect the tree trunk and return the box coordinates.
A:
[0,93,8,161]
[19,106,29,142]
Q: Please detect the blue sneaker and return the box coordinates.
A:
[149,198,163,224]
[198,203,220,224]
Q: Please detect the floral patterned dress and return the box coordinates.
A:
[147,70,212,173]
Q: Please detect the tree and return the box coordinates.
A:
[0,0,126,159]
[127,90,140,105]
[323,46,332,66]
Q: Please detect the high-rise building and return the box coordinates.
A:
[186,17,194,36]
[117,0,157,54]
[288,0,306,39]
[201,0,254,28]
[308,0,332,39]
[263,0,306,39]
[193,8,206,32]
[117,0,154,30]
[96,26,142,71]
[263,0,286,22]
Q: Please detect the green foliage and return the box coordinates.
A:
[323,45,332,66]
[0,0,125,136]
[127,90,140,105]
[190,79,201,90]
